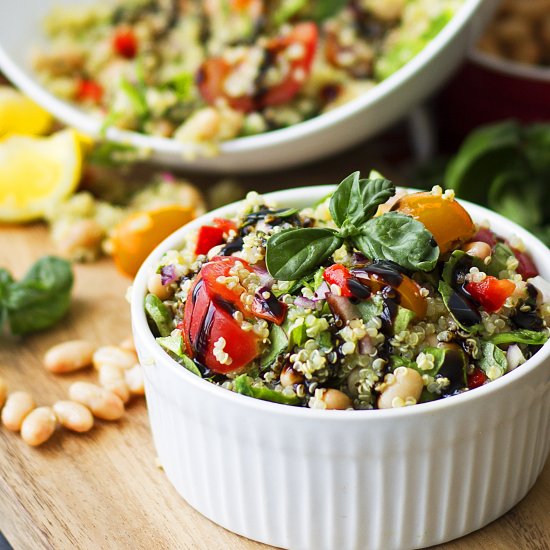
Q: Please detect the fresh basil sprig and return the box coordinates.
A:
[265,172,440,280]
[0,256,73,336]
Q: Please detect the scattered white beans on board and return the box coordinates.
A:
[125,364,145,396]
[53,400,94,433]
[69,382,125,421]
[98,364,131,403]
[21,407,57,446]
[44,340,95,374]
[119,335,136,353]
[93,346,137,371]
[1,391,35,432]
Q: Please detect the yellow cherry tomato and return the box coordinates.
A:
[391,192,475,254]
[110,205,196,277]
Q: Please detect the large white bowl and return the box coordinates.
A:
[131,186,550,550]
[0,0,496,173]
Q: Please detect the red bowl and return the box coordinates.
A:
[437,50,550,146]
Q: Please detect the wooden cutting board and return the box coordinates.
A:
[0,224,549,550]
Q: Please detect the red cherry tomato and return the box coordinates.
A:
[194,218,237,256]
[465,276,516,313]
[76,79,103,103]
[323,264,353,297]
[467,367,488,390]
[182,275,259,373]
[472,228,497,247]
[202,256,287,325]
[113,28,138,59]
[197,22,318,112]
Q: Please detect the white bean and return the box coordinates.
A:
[378,367,424,409]
[1,391,35,432]
[147,273,173,301]
[92,345,137,371]
[53,400,94,433]
[21,407,57,446]
[462,241,492,261]
[280,365,304,388]
[44,340,95,374]
[69,382,124,421]
[125,364,145,396]
[119,335,136,353]
[98,364,130,403]
[320,388,353,410]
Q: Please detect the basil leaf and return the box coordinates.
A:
[265,228,342,280]
[438,280,482,333]
[157,333,202,376]
[329,171,357,227]
[355,295,383,325]
[329,172,395,228]
[273,0,307,26]
[234,374,301,405]
[442,250,484,288]
[489,330,549,346]
[445,121,527,205]
[354,212,439,272]
[145,293,173,337]
[4,257,73,336]
[347,177,395,227]
[479,341,508,380]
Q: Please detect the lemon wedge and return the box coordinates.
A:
[0,86,53,138]
[0,129,82,222]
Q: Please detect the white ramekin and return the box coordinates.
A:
[131,187,550,550]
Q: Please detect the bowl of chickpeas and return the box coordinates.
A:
[439,0,550,138]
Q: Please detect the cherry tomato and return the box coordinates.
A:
[391,192,475,254]
[76,79,103,103]
[182,275,260,373]
[197,22,318,112]
[472,228,497,247]
[113,28,138,59]
[202,257,287,325]
[194,218,237,256]
[467,367,488,390]
[465,276,515,313]
[323,264,353,297]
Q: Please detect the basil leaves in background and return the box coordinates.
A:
[0,256,73,336]
[445,121,550,247]
[266,171,440,280]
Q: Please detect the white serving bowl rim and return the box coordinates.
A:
[0,0,485,156]
[131,184,550,422]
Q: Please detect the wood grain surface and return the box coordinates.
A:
[0,225,549,550]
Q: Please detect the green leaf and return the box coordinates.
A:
[445,120,526,205]
[157,333,202,376]
[144,293,173,337]
[486,243,516,277]
[4,257,73,336]
[442,250,484,287]
[260,324,289,368]
[311,0,348,22]
[329,172,395,228]
[273,0,307,26]
[489,330,549,346]
[329,171,357,227]
[164,71,193,101]
[438,280,482,333]
[479,341,508,380]
[234,375,301,405]
[393,307,415,334]
[265,228,342,281]
[488,171,543,230]
[354,212,439,272]
[282,315,307,348]
[120,77,148,120]
[355,295,383,325]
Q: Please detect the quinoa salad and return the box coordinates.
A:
[144,172,550,410]
[35,0,461,149]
